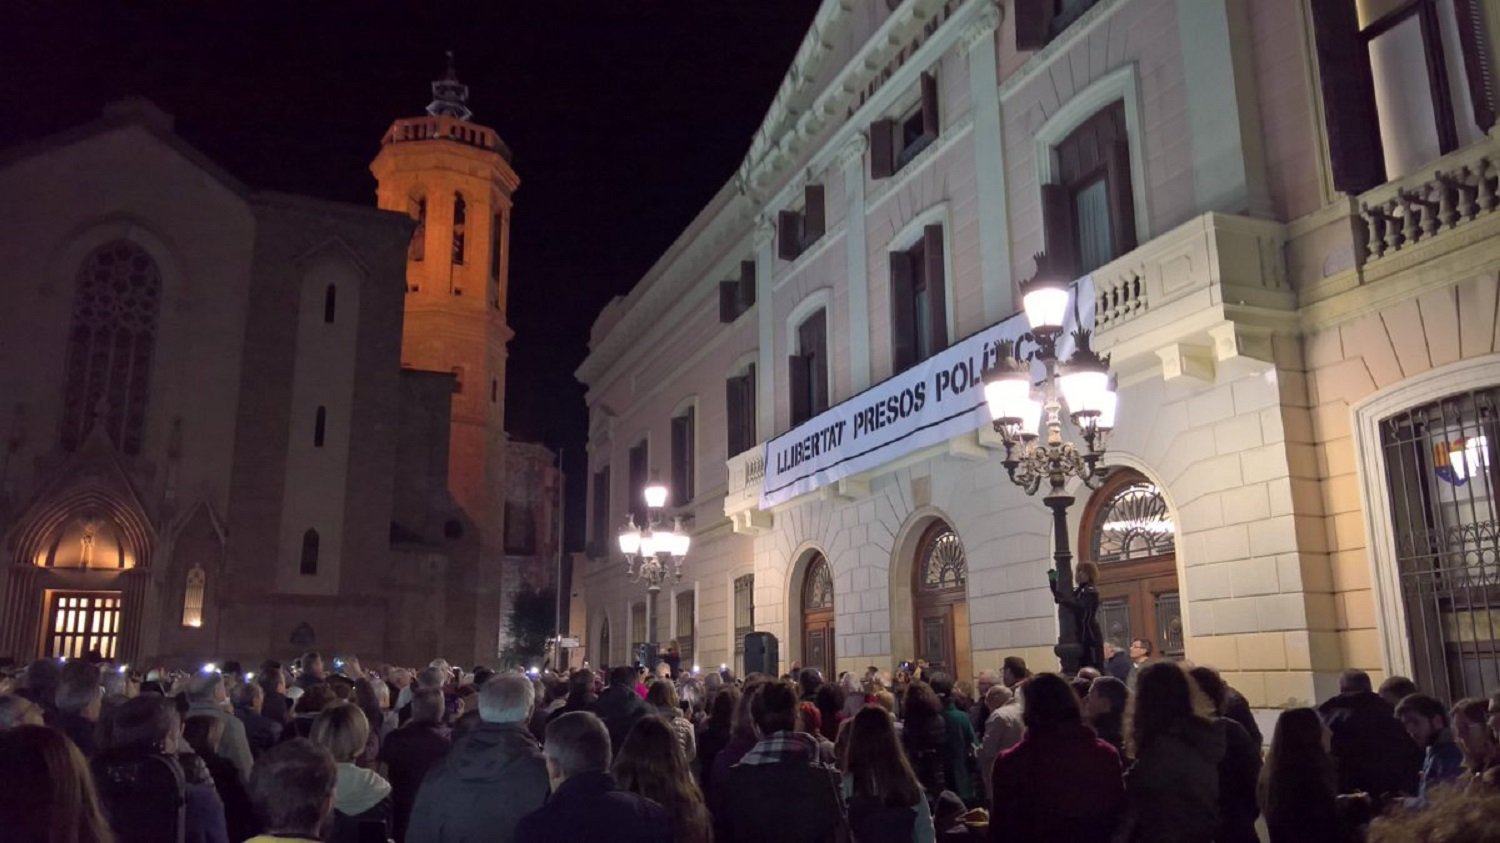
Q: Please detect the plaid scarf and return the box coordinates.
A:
[738,730,823,766]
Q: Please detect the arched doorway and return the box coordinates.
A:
[1080,470,1182,659]
[913,522,970,675]
[801,553,835,678]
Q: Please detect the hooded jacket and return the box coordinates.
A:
[1124,717,1226,843]
[404,721,550,843]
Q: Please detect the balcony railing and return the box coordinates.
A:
[1356,133,1500,266]
[724,447,771,534]
[381,115,513,161]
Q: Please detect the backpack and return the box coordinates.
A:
[92,750,187,843]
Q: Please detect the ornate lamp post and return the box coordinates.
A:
[983,269,1117,674]
[617,477,690,662]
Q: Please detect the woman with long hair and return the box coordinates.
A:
[843,706,935,842]
[989,672,1124,843]
[1120,661,1223,843]
[614,715,713,843]
[0,724,115,843]
[900,681,949,798]
[697,685,739,787]
[1259,707,1339,843]
[646,678,697,764]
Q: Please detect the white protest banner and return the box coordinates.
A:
[759,278,1094,509]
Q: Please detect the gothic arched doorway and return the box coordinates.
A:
[913,521,970,675]
[801,552,835,678]
[1081,470,1182,659]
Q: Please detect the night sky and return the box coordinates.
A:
[2,1,820,548]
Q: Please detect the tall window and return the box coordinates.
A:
[675,589,696,666]
[60,240,162,455]
[300,529,319,576]
[46,593,122,660]
[1312,0,1494,191]
[1381,387,1498,701]
[181,565,206,628]
[718,260,757,323]
[590,466,611,556]
[726,364,758,457]
[890,224,948,372]
[409,196,426,262]
[489,211,503,309]
[1082,471,1183,660]
[789,309,829,426]
[801,554,835,680]
[777,184,827,261]
[1015,0,1103,48]
[323,284,337,323]
[628,440,649,525]
[734,574,755,675]
[451,194,467,265]
[671,406,696,506]
[871,72,939,178]
[1042,101,1136,277]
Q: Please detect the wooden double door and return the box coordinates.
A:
[802,554,836,678]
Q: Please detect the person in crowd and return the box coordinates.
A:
[101,664,135,721]
[186,669,255,784]
[969,671,998,738]
[722,680,850,843]
[50,659,103,757]
[1000,656,1030,690]
[843,705,935,843]
[1189,666,1262,843]
[310,702,392,843]
[527,675,566,741]
[1380,676,1419,708]
[697,684,738,789]
[840,671,868,722]
[1125,639,1153,689]
[0,693,45,730]
[797,701,839,764]
[352,678,386,765]
[377,686,451,843]
[296,651,328,691]
[873,689,900,725]
[257,662,291,725]
[613,714,713,843]
[1083,675,1129,759]
[185,714,259,843]
[798,666,825,703]
[1259,707,1340,843]
[1451,698,1499,789]
[95,694,229,843]
[662,640,683,679]
[0,724,116,843]
[1119,661,1224,843]
[515,712,671,843]
[245,738,338,843]
[1103,639,1132,682]
[928,672,980,805]
[406,674,548,843]
[290,683,337,739]
[647,677,697,764]
[1317,669,1421,798]
[233,679,283,758]
[901,680,951,798]
[814,682,844,741]
[1397,693,1466,803]
[18,657,61,718]
[553,668,598,722]
[1051,561,1104,670]
[708,678,767,815]
[989,672,1123,843]
[976,685,1015,795]
[597,665,652,754]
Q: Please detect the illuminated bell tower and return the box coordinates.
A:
[371,53,517,560]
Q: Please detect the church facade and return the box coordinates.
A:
[0,65,548,668]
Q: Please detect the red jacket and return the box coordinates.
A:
[990,722,1124,843]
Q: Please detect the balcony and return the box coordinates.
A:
[724,447,772,534]
[1089,211,1294,379]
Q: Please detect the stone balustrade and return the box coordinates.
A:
[1358,135,1500,264]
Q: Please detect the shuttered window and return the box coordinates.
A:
[790,309,830,426]
[590,466,610,557]
[1016,0,1102,49]
[719,260,757,323]
[726,364,758,458]
[871,72,939,179]
[671,406,696,507]
[890,224,949,373]
[777,184,827,261]
[1041,101,1136,278]
[628,441,649,525]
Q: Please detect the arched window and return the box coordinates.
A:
[1089,480,1176,563]
[182,565,206,628]
[912,521,968,673]
[803,554,834,610]
[409,196,426,262]
[323,284,337,323]
[801,553,835,679]
[60,240,163,455]
[452,194,467,265]
[313,406,327,447]
[918,527,968,591]
[300,529,319,575]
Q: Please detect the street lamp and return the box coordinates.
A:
[618,476,690,662]
[984,268,1116,675]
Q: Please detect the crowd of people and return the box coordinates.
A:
[1,642,1498,843]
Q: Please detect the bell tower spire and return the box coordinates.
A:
[427,50,473,121]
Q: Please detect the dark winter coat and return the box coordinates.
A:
[594,682,650,754]
[901,713,950,797]
[721,733,848,843]
[1123,717,1225,843]
[1214,717,1263,843]
[378,721,451,843]
[404,721,549,843]
[1317,690,1422,797]
[514,771,671,843]
[989,722,1124,843]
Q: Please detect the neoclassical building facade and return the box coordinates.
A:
[577,0,1500,714]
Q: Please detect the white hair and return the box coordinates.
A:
[478,674,535,724]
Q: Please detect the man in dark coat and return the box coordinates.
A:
[1317,669,1422,797]
[1103,640,1132,683]
[593,665,649,754]
[722,680,848,843]
[406,675,549,843]
[514,712,671,843]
